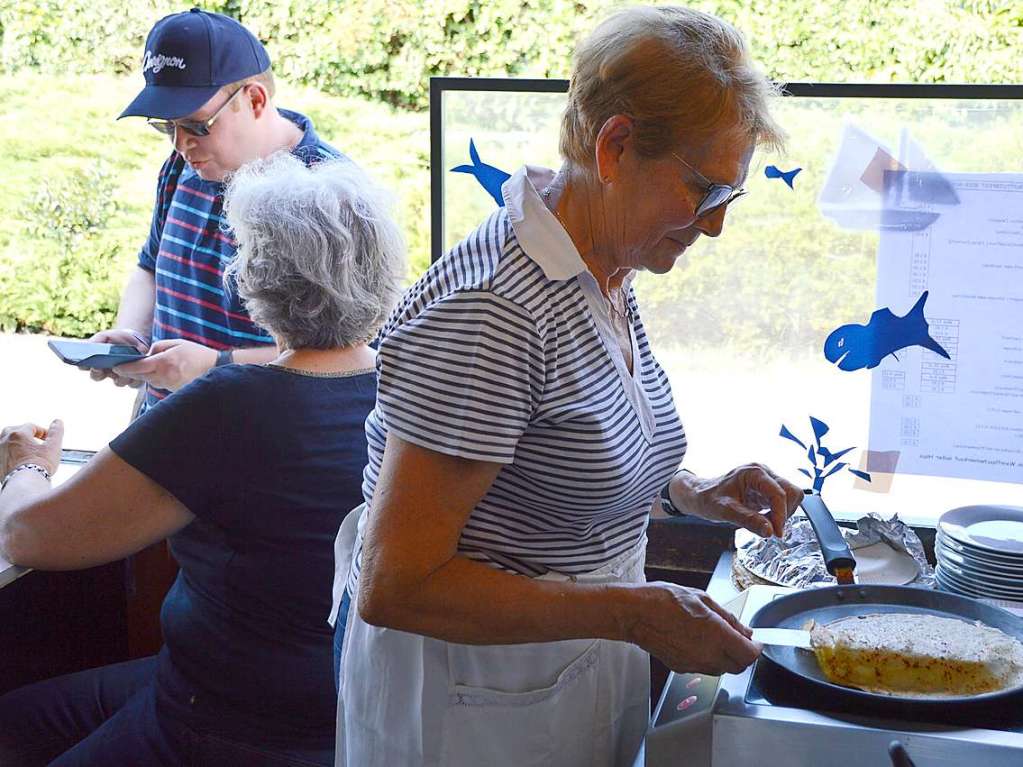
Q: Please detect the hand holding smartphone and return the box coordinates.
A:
[48,340,146,370]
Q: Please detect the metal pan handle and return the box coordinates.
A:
[888,740,917,767]
[801,491,856,579]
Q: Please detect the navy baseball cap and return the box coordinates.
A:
[119,7,271,121]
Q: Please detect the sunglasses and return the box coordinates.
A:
[671,151,747,217]
[147,86,245,139]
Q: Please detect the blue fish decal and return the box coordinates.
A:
[824,290,951,371]
[451,139,511,207]
[765,165,802,189]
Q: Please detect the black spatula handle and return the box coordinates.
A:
[801,490,856,577]
[888,740,917,767]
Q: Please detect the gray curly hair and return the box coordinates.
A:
[223,153,406,350]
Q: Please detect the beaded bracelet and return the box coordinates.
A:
[1,463,52,491]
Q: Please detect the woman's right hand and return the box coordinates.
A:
[625,581,761,675]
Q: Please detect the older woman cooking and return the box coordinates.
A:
[0,155,404,766]
[334,6,803,767]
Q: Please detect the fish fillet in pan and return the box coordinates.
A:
[808,613,1023,697]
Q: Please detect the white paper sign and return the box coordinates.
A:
[868,173,1023,484]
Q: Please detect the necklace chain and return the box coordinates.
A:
[604,289,631,322]
[542,185,632,324]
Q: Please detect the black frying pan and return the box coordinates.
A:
[749,585,1023,721]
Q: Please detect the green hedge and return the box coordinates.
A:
[2,1,1021,109]
[5,165,125,336]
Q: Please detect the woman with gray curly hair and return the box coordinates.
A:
[334,6,802,767]
[0,155,404,766]
[224,153,403,352]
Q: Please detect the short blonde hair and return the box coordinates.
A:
[560,6,785,168]
[222,67,276,103]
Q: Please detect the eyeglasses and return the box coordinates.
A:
[671,151,747,217]
[147,86,245,139]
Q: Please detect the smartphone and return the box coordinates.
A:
[48,340,145,369]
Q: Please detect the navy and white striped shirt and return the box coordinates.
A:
[349,165,686,585]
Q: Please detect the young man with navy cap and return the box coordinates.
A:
[88,7,340,413]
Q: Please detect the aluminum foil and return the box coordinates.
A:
[735,513,935,589]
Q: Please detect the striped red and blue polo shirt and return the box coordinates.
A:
[138,109,340,409]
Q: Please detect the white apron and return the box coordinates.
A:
[328,503,365,628]
[334,536,650,767]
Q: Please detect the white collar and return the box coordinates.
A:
[502,165,637,291]
[502,165,588,282]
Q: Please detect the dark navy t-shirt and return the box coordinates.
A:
[109,363,375,744]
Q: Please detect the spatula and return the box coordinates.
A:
[751,627,813,649]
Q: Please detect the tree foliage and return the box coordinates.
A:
[2,1,1021,109]
[1,166,123,334]
[1,1,1020,336]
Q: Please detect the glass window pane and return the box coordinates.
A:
[438,84,1023,523]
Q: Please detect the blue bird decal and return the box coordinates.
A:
[824,290,951,371]
[451,139,511,207]
[765,165,802,189]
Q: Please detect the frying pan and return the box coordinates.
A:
[748,584,1023,722]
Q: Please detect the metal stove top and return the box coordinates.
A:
[645,559,1023,767]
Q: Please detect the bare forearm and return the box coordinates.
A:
[361,437,646,646]
[0,449,194,570]
[359,552,645,645]
[116,267,157,336]
[0,472,51,565]
[355,438,769,673]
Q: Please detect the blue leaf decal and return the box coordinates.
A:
[848,468,872,482]
[779,424,807,449]
[809,416,829,446]
[822,446,855,467]
[798,468,812,479]
[822,461,848,479]
[808,445,817,465]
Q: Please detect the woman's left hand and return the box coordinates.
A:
[0,420,63,478]
[688,463,803,537]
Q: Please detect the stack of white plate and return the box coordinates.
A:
[935,505,1023,601]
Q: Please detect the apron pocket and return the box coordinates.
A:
[439,639,601,767]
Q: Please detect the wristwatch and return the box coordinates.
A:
[659,477,685,517]
[215,348,234,367]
